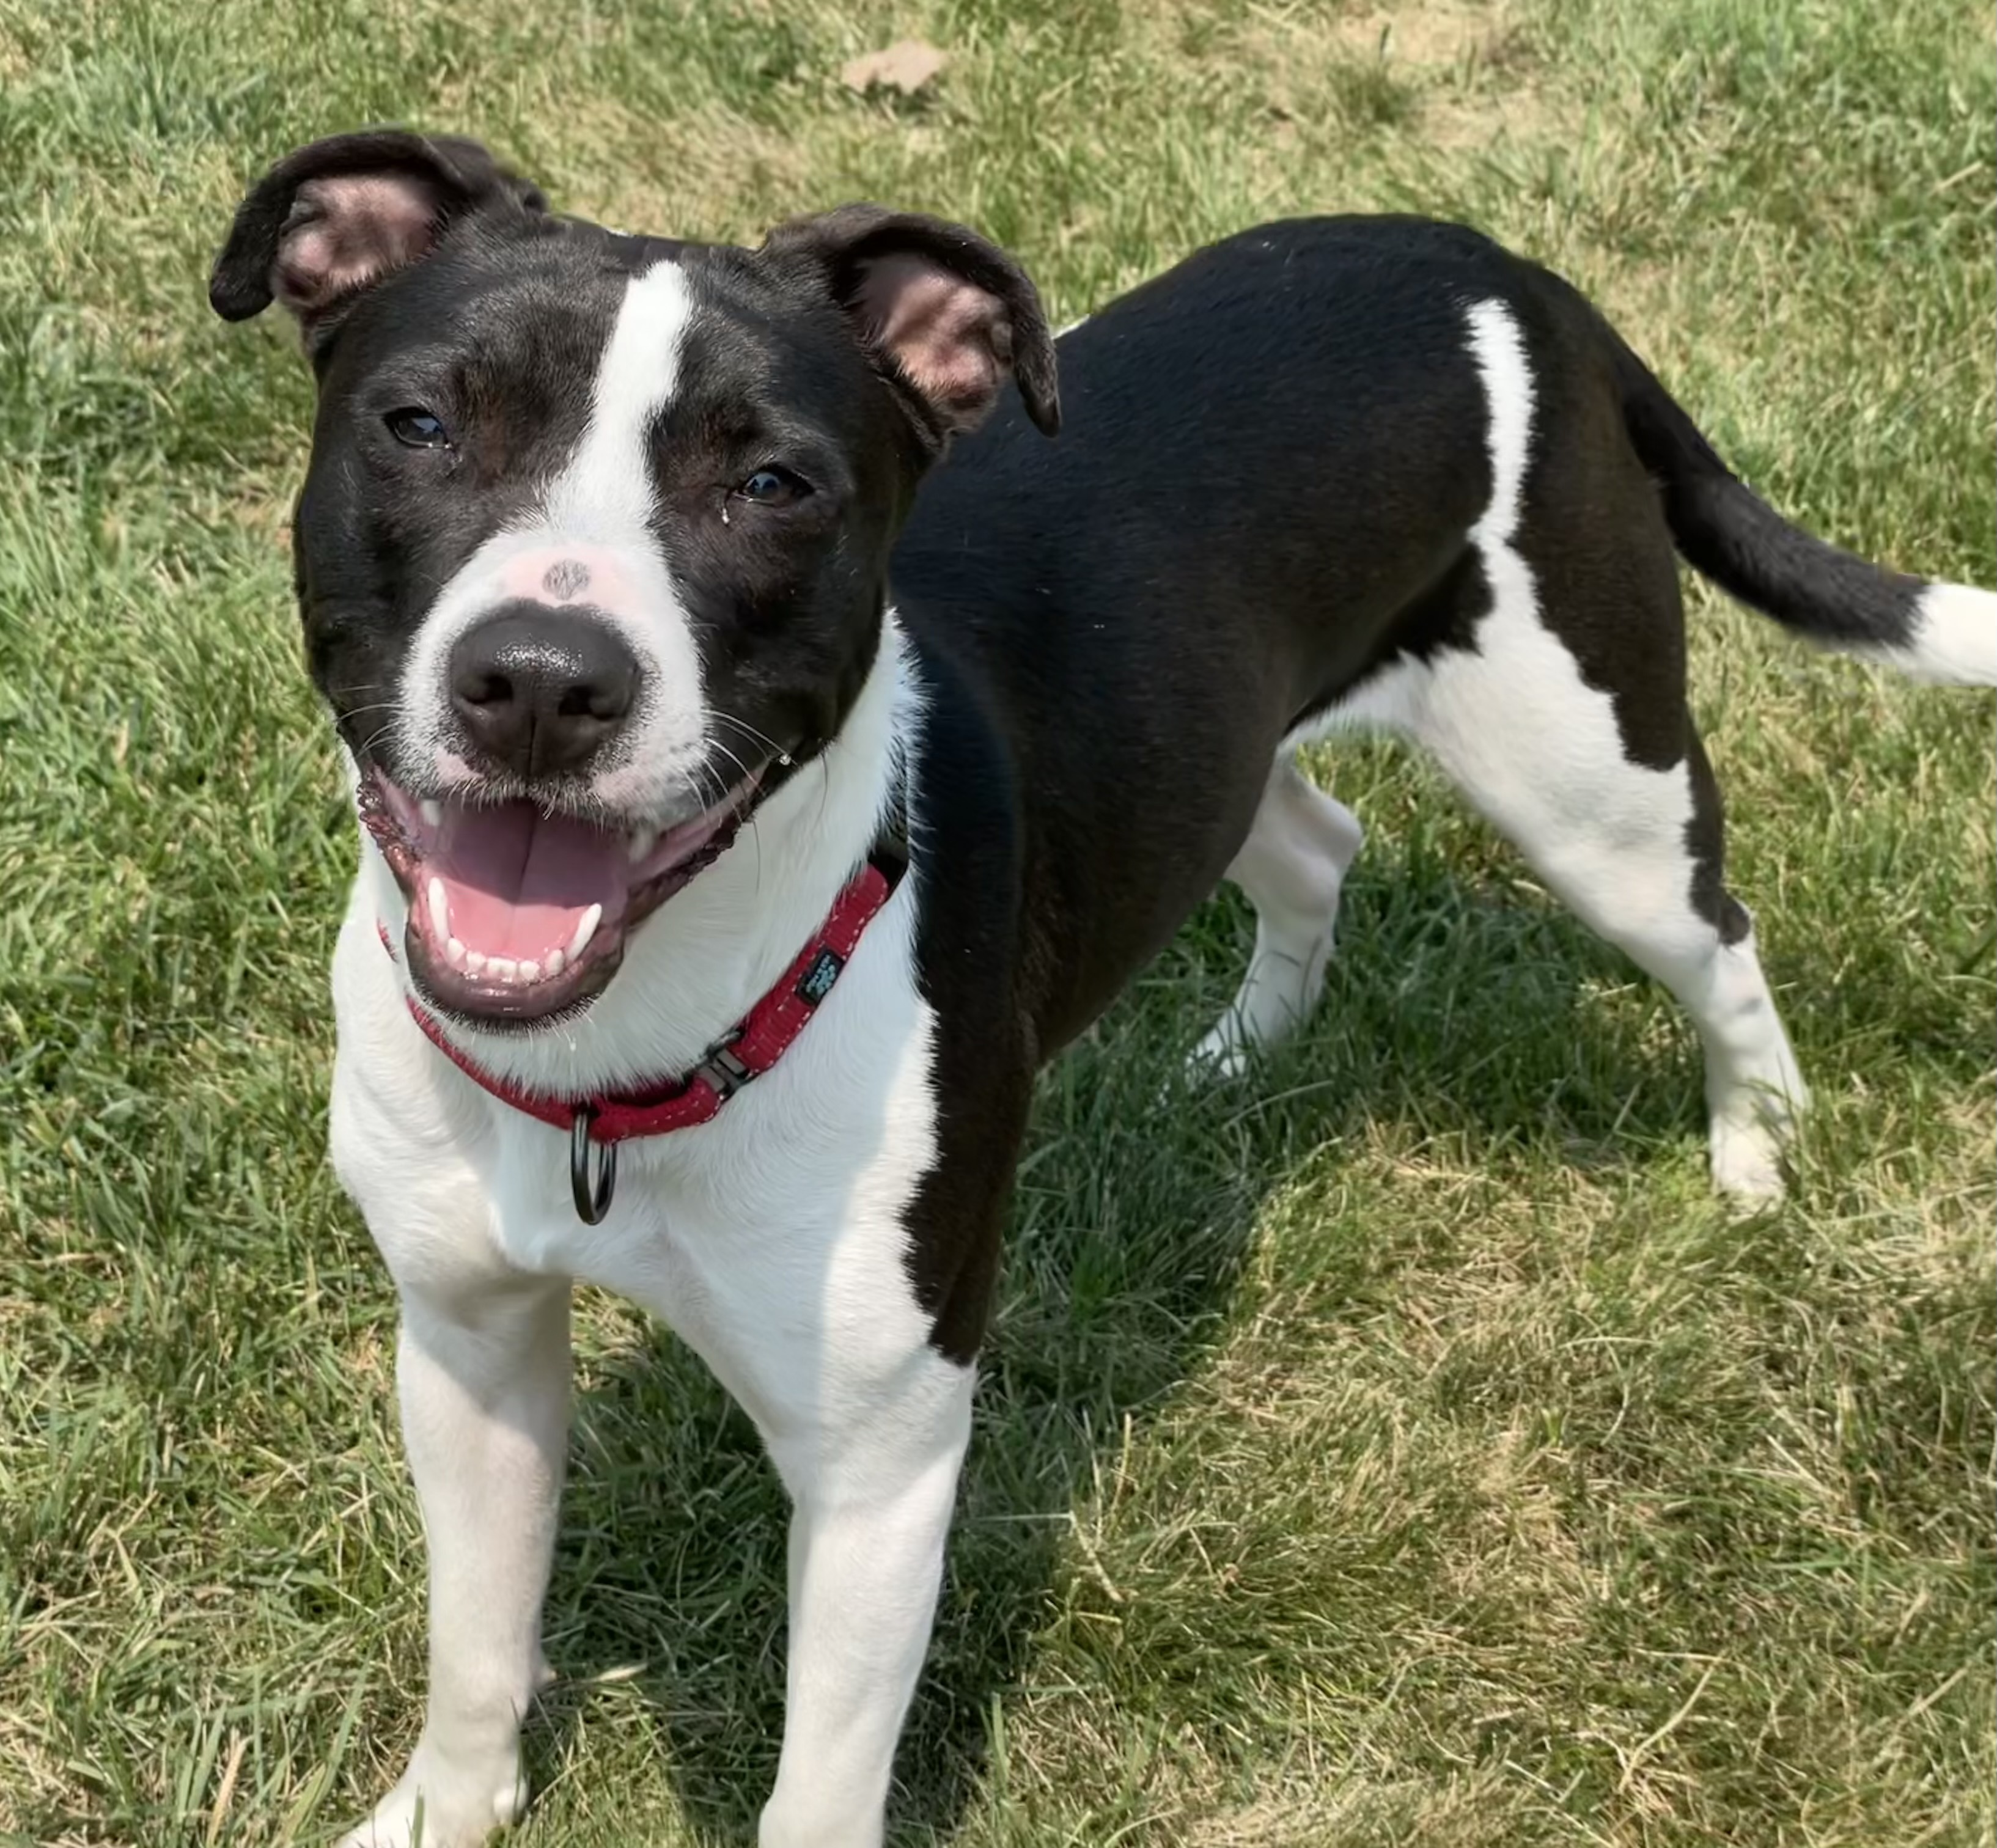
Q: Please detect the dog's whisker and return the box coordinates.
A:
[706,740,754,789]
[710,710,785,758]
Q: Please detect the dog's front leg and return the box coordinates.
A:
[753,1360,974,1848]
[327,903,572,1848]
[338,1271,571,1848]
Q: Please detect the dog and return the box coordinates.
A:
[208,129,1994,1846]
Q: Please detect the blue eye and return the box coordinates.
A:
[386,408,450,449]
[735,466,808,507]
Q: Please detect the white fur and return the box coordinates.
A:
[1190,757,1364,1076]
[541,260,696,550]
[335,622,968,1848]
[1284,297,1807,1198]
[1464,298,1531,550]
[394,258,711,821]
[1874,580,1997,685]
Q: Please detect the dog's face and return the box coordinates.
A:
[211,131,1056,1028]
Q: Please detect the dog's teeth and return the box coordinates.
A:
[520,959,541,984]
[426,876,450,942]
[419,798,443,827]
[543,948,566,978]
[487,956,518,985]
[568,904,602,960]
[465,950,487,975]
[627,827,658,864]
[446,936,467,968]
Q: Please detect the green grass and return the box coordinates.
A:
[1,0,1991,1842]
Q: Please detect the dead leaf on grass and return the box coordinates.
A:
[840,38,948,97]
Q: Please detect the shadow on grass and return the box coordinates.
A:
[510,848,1896,1843]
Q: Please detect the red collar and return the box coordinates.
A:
[381,850,905,1223]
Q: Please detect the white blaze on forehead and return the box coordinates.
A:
[545,258,697,539]
[394,257,714,816]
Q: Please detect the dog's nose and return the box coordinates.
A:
[447,602,640,780]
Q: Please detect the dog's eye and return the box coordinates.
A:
[734,466,809,507]
[386,408,451,449]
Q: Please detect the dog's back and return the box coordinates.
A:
[892,212,1991,1195]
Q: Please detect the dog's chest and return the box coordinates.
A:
[475,893,948,1415]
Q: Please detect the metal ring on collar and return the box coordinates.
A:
[570,1105,617,1224]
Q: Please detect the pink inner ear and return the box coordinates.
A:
[276,173,448,317]
[858,254,1009,427]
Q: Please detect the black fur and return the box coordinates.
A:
[1607,328,1929,648]
[888,216,1914,1355]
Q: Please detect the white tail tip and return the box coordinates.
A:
[1889,581,1997,685]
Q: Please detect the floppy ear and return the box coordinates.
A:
[208,129,547,334]
[763,205,1059,442]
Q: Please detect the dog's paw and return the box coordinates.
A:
[1185,1015,1253,1084]
[336,1745,526,1848]
[760,1789,884,1848]
[1186,934,1336,1087]
[1709,1116,1788,1206]
[1709,1072,1808,1208]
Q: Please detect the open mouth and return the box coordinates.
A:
[359,769,763,1027]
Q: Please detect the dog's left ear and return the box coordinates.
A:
[764,205,1059,442]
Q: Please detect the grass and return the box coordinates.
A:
[0,0,1991,1841]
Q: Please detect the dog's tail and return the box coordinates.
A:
[1605,331,1996,685]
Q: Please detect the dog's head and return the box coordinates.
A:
[213,130,1057,1028]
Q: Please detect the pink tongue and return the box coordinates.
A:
[431,804,631,961]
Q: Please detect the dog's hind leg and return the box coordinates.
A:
[1190,755,1364,1078]
[1460,710,1804,1200]
[1358,639,1808,1200]
[1326,290,1808,1200]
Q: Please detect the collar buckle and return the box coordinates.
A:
[693,1035,756,1102]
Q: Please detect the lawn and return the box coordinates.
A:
[1,0,1991,1843]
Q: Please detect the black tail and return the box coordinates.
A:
[1603,327,1995,684]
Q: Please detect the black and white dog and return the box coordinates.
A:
[210,130,1993,1846]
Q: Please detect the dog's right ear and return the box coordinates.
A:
[208,129,546,334]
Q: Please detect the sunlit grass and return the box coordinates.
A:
[1,0,1990,1841]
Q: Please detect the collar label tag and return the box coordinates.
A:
[796,946,845,1005]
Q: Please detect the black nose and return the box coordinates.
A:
[447,602,640,779]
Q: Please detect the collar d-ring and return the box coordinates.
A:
[571,1106,617,1224]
